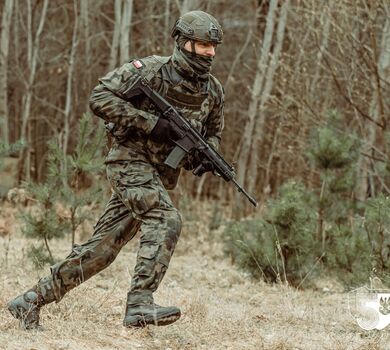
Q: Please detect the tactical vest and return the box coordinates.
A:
[100,55,222,189]
[132,55,213,132]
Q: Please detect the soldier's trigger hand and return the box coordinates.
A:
[187,150,215,176]
[193,159,215,176]
[149,118,182,143]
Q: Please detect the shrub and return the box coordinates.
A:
[224,110,390,289]
[19,115,105,268]
[224,181,319,287]
[20,181,70,266]
[324,222,372,287]
[363,194,390,285]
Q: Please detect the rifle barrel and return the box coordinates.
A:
[231,178,258,207]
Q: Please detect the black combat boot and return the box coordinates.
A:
[123,291,181,327]
[8,276,56,330]
[7,289,45,330]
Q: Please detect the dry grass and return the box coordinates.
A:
[0,202,389,350]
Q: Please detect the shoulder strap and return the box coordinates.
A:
[143,55,170,82]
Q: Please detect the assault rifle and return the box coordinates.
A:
[127,76,258,207]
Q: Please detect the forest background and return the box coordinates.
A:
[1,0,390,348]
[1,0,389,203]
[1,0,390,281]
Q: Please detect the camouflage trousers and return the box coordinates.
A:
[35,159,182,306]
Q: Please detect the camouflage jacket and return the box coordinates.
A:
[89,52,224,189]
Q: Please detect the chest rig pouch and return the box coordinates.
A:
[159,63,211,134]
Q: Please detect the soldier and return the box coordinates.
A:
[8,10,224,330]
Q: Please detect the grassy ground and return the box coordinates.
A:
[0,202,389,350]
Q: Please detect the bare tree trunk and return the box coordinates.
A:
[236,0,278,190]
[264,122,282,187]
[357,17,390,200]
[195,174,207,202]
[17,0,49,182]
[164,0,171,49]
[120,0,133,65]
[80,0,91,89]
[301,2,330,188]
[62,0,79,180]
[247,0,290,195]
[309,5,330,97]
[0,0,14,145]
[109,0,122,70]
[10,0,20,143]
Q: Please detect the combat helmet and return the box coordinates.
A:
[171,10,223,45]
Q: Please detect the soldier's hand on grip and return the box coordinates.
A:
[188,150,215,176]
[193,160,215,176]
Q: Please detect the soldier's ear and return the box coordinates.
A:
[183,40,191,51]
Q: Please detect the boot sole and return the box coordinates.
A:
[123,312,181,327]
[7,302,43,330]
[8,303,23,320]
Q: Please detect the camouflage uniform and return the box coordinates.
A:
[8,10,224,329]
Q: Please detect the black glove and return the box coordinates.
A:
[193,160,215,176]
[187,150,215,176]
[150,118,182,143]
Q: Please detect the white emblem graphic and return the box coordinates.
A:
[348,286,390,330]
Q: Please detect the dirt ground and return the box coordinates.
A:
[1,202,389,350]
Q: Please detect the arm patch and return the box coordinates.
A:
[132,60,143,69]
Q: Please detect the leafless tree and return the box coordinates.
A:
[0,0,14,145]
[17,0,49,182]
[120,0,133,65]
[0,0,388,210]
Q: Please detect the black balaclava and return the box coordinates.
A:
[171,35,214,80]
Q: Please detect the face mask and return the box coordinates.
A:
[181,47,214,75]
[172,36,214,79]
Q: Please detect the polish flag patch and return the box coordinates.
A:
[132,60,143,69]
